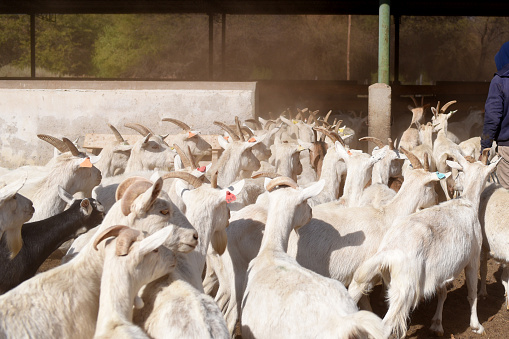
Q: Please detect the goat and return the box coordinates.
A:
[93,123,132,177]
[18,138,102,221]
[447,107,484,144]
[0,219,191,339]
[348,150,496,338]
[241,177,384,339]
[93,225,178,339]
[133,175,244,338]
[0,177,34,259]
[0,186,104,294]
[162,117,212,162]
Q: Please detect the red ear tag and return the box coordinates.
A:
[188,131,196,138]
[226,191,237,203]
[248,137,256,143]
[347,150,353,156]
[224,136,229,140]
[197,166,206,172]
[80,157,93,168]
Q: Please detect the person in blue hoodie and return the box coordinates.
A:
[481,41,509,189]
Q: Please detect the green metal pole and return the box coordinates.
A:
[378,0,390,84]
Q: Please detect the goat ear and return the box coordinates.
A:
[58,185,74,205]
[135,177,163,214]
[80,199,92,214]
[3,228,23,259]
[369,146,388,164]
[446,160,462,170]
[334,141,350,159]
[224,179,245,196]
[174,155,184,171]
[211,229,227,255]
[89,155,101,164]
[142,133,152,145]
[0,176,27,204]
[138,225,175,256]
[217,135,229,149]
[487,157,501,172]
[114,144,132,152]
[300,179,325,201]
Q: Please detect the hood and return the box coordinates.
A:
[495,41,509,71]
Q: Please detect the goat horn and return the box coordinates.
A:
[62,137,81,156]
[359,136,385,149]
[107,124,125,143]
[388,138,394,150]
[266,177,299,192]
[409,95,418,107]
[241,126,254,138]
[481,148,490,165]
[246,119,263,130]
[116,176,151,201]
[120,180,154,216]
[213,121,240,141]
[137,123,155,135]
[187,145,197,169]
[162,171,203,188]
[324,110,332,123]
[295,112,302,121]
[173,144,192,169]
[434,101,441,117]
[37,134,69,153]
[440,100,457,113]
[423,153,430,172]
[313,127,345,147]
[210,170,218,189]
[251,171,281,179]
[124,123,149,136]
[162,118,191,132]
[399,147,423,170]
[235,116,245,142]
[93,225,141,256]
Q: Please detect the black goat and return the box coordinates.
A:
[0,192,104,294]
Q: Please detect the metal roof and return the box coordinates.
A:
[1,0,509,17]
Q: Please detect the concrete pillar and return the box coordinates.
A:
[368,83,391,153]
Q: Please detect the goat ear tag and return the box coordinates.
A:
[197,166,206,172]
[248,137,256,143]
[80,157,93,168]
[436,171,446,180]
[188,131,197,138]
[225,191,236,203]
[347,150,353,156]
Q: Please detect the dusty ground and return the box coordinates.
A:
[39,253,509,339]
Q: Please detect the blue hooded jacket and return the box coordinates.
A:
[482,42,509,150]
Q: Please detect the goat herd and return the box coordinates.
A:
[0,100,506,339]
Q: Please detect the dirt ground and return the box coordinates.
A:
[38,253,509,339]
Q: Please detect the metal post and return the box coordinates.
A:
[394,14,400,84]
[346,14,351,81]
[222,13,226,79]
[378,0,390,84]
[209,14,214,80]
[30,14,35,78]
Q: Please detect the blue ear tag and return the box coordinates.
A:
[436,171,446,179]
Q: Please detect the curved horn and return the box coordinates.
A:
[266,177,299,192]
[124,123,150,136]
[251,171,281,179]
[187,145,197,169]
[173,144,192,168]
[359,136,385,149]
[62,137,81,156]
[423,152,430,172]
[313,127,345,147]
[161,171,203,189]
[440,100,457,113]
[93,225,141,256]
[324,110,332,123]
[213,121,240,141]
[235,116,245,142]
[399,147,423,170]
[116,176,151,201]
[241,126,254,138]
[120,180,154,216]
[162,118,191,132]
[409,95,418,107]
[481,148,490,165]
[246,119,263,130]
[107,124,125,143]
[37,134,68,153]
[93,225,130,250]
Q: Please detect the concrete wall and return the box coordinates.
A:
[0,80,256,168]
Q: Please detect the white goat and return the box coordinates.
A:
[241,177,384,338]
[348,150,497,338]
[0,177,34,258]
[0,218,191,339]
[478,183,509,309]
[161,117,212,162]
[93,225,178,339]
[93,123,132,177]
[133,177,244,338]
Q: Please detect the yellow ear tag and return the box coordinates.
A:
[292,120,298,124]
[339,128,345,134]
[80,157,93,168]
[248,137,256,143]
[188,131,196,138]
[297,145,306,151]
